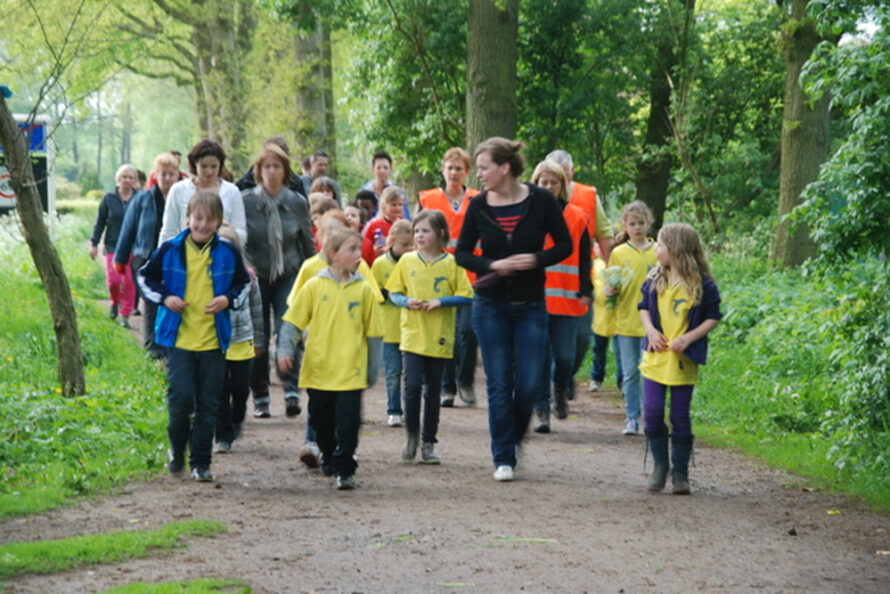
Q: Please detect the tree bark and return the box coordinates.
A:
[773,0,828,267]
[0,99,85,396]
[466,0,518,168]
[293,17,328,156]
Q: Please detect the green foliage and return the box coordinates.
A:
[0,212,168,518]
[0,520,226,579]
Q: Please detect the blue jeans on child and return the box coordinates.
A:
[615,335,643,421]
[383,342,403,415]
[591,332,623,387]
[166,348,226,469]
[473,296,548,468]
[402,352,446,443]
[535,314,578,412]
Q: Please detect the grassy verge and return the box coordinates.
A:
[0,211,169,518]
[0,519,226,580]
[102,578,250,593]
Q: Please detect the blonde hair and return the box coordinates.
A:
[614,200,654,245]
[530,160,569,202]
[153,152,179,173]
[186,190,223,226]
[324,227,361,257]
[442,147,472,171]
[252,143,293,187]
[649,223,712,305]
[380,185,405,205]
[386,219,413,249]
[115,164,138,184]
[317,210,349,246]
[310,196,340,219]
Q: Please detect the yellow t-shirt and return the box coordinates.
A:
[639,283,698,385]
[591,257,616,337]
[287,254,383,306]
[384,250,473,359]
[175,236,220,351]
[226,340,254,361]
[282,273,383,391]
[371,253,402,344]
[609,240,657,337]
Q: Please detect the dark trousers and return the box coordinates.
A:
[251,274,299,402]
[441,304,477,392]
[166,348,225,469]
[132,255,164,358]
[307,389,362,478]
[403,352,446,443]
[216,357,253,443]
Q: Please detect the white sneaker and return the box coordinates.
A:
[588,380,602,392]
[493,465,514,482]
[622,418,639,436]
[387,414,403,427]
[298,442,321,468]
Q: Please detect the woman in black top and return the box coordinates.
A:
[455,137,571,482]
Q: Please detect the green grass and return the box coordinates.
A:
[0,520,226,579]
[0,211,169,518]
[102,579,250,593]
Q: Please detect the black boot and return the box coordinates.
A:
[670,434,694,495]
[552,387,568,419]
[645,428,669,492]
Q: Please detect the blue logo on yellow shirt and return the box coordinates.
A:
[348,301,360,317]
[672,298,688,316]
[433,277,448,293]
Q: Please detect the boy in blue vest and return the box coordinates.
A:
[138,190,250,482]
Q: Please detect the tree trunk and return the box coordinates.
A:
[321,24,336,174]
[773,0,828,267]
[0,99,85,396]
[293,17,327,157]
[96,92,103,183]
[466,0,518,169]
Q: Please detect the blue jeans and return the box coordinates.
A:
[591,332,623,387]
[535,314,578,411]
[473,296,548,468]
[166,348,226,469]
[441,304,477,393]
[252,273,299,403]
[383,342,403,415]
[571,307,593,378]
[402,352,446,443]
[615,335,643,421]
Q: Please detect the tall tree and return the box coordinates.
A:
[772,0,830,266]
[466,0,519,157]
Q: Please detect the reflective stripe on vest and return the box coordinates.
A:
[546,263,579,276]
[544,203,588,316]
[545,287,579,300]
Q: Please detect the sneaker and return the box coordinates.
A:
[284,393,302,418]
[335,475,356,490]
[387,414,403,427]
[214,441,232,454]
[458,385,476,406]
[402,432,419,460]
[440,393,455,407]
[120,316,131,329]
[191,467,213,482]
[622,418,639,436]
[533,407,550,434]
[493,465,514,482]
[588,380,602,392]
[166,449,184,475]
[420,442,441,465]
[298,442,321,469]
[253,402,270,418]
[109,303,119,320]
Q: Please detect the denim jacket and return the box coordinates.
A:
[115,186,164,264]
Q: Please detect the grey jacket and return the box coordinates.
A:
[242,186,315,282]
[231,278,265,347]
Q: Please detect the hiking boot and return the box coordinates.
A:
[214,441,232,454]
[671,434,694,495]
[387,414,403,427]
[440,392,455,407]
[321,460,335,477]
[132,307,142,316]
[336,475,356,490]
[533,407,550,433]
[458,384,476,406]
[298,442,321,469]
[191,467,213,482]
[493,465,514,482]
[109,303,119,320]
[284,393,302,418]
[166,449,184,476]
[588,380,602,392]
[420,442,441,465]
[253,401,271,418]
[120,316,131,329]
[402,432,419,460]
[552,387,568,419]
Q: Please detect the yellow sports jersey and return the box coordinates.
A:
[372,253,402,344]
[592,257,616,337]
[226,340,254,361]
[283,271,383,391]
[609,240,657,337]
[175,236,220,351]
[639,283,698,385]
[287,254,383,306]
[384,250,473,359]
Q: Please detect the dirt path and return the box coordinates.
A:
[3,318,889,592]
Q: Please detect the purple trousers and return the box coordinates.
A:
[643,378,694,437]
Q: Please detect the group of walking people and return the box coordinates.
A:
[91,134,721,494]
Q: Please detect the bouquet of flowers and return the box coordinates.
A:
[602,264,635,310]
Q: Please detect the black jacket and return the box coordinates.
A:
[455,184,572,303]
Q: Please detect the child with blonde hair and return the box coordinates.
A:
[371,219,414,427]
[607,201,657,436]
[362,186,405,265]
[639,223,721,494]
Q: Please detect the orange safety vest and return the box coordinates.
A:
[419,187,481,282]
[544,203,589,316]
[569,182,598,240]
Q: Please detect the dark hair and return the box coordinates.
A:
[136,169,147,185]
[169,150,182,158]
[372,150,392,165]
[312,149,329,161]
[301,157,311,170]
[186,190,223,225]
[413,209,449,248]
[187,139,226,176]
[474,137,525,177]
[355,189,378,207]
[346,201,369,227]
[265,136,290,156]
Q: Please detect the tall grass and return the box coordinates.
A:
[0,211,168,518]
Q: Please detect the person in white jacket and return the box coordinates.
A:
[159,139,246,245]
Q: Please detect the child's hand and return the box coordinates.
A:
[164,296,188,312]
[205,296,229,314]
[645,328,668,352]
[422,298,442,311]
[407,298,425,310]
[669,333,691,353]
[278,357,293,374]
